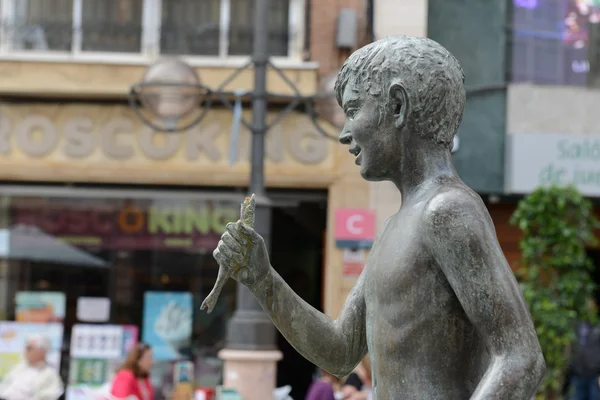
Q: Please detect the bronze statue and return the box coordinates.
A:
[201,194,256,313]
[210,36,545,399]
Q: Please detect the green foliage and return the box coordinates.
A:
[511,185,599,398]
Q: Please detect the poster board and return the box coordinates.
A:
[15,291,66,323]
[76,297,111,323]
[0,322,64,380]
[142,292,193,361]
[65,324,138,400]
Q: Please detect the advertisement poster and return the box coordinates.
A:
[69,359,108,386]
[121,325,139,355]
[143,292,193,361]
[70,324,124,360]
[66,325,138,400]
[15,291,66,323]
[76,297,110,322]
[511,0,600,85]
[172,361,195,400]
[0,322,63,380]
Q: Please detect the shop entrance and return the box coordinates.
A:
[0,187,327,399]
[271,197,327,400]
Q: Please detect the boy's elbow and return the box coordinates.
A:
[511,347,545,385]
[531,351,546,383]
[329,363,356,379]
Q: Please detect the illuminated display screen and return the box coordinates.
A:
[511,0,600,85]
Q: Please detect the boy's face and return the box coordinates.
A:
[338,83,401,182]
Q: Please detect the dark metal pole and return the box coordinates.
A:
[226,0,278,350]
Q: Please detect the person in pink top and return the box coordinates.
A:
[110,343,155,400]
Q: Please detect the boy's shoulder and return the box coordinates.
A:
[421,183,490,237]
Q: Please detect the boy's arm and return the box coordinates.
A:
[250,264,369,376]
[423,191,545,399]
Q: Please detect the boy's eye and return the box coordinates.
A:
[346,108,358,119]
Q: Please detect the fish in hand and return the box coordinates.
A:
[201,194,256,313]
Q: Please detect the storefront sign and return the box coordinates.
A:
[0,114,328,164]
[505,133,600,196]
[11,198,238,250]
[0,104,335,187]
[334,208,375,249]
[342,249,366,278]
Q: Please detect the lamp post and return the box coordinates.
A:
[225,0,278,352]
[129,0,338,397]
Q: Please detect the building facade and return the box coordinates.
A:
[0,0,375,399]
[502,0,600,268]
[7,0,585,397]
[427,0,600,271]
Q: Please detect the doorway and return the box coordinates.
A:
[271,198,327,400]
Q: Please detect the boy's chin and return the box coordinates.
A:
[359,165,387,182]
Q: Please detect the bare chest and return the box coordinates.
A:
[362,215,457,333]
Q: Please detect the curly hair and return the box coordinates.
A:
[334,36,466,148]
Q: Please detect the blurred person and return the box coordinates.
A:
[341,356,371,397]
[566,298,600,400]
[305,369,340,400]
[0,334,63,400]
[110,343,155,400]
[340,376,360,399]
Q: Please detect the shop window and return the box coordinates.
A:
[228,0,291,56]
[509,0,600,87]
[8,0,74,51]
[2,0,143,53]
[0,0,302,59]
[81,0,144,52]
[159,0,222,56]
[159,0,292,57]
[0,195,238,396]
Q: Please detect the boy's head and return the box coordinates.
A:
[335,36,466,181]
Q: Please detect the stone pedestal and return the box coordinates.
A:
[219,349,283,400]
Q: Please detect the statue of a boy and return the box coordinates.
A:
[213,36,545,399]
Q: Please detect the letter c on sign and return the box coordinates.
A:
[346,215,364,236]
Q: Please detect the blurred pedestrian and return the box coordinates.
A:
[110,343,155,400]
[305,369,340,400]
[341,356,372,400]
[567,299,600,400]
[0,334,64,400]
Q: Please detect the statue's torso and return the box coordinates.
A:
[363,201,490,399]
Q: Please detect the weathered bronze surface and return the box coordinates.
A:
[211,36,545,399]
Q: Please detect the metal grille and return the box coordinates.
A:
[82,0,143,52]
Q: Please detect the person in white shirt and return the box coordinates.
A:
[0,333,64,400]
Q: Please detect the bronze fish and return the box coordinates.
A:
[201,194,256,313]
